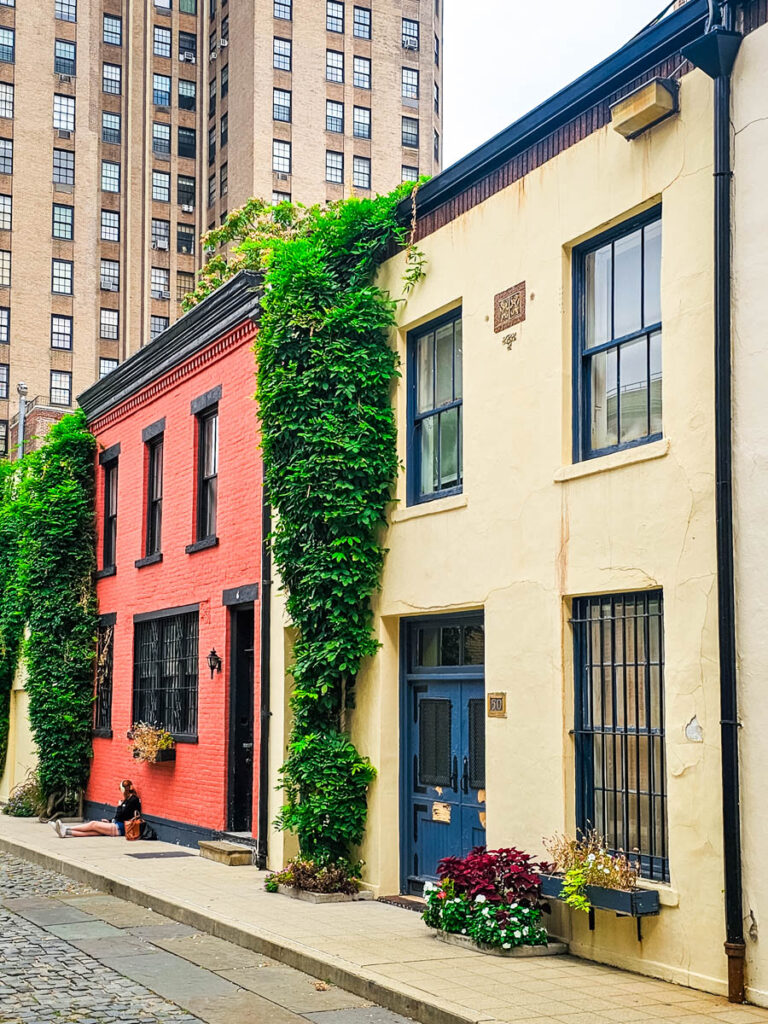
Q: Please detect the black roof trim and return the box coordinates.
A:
[79,271,262,423]
[402,0,708,222]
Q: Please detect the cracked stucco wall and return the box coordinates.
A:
[732,19,768,1010]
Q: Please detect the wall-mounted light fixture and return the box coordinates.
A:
[207,648,222,679]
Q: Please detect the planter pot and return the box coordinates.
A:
[539,873,660,916]
[275,884,373,904]
[429,928,567,957]
[132,747,176,763]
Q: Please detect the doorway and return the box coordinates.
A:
[228,605,254,833]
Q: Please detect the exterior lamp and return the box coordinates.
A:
[207,648,222,679]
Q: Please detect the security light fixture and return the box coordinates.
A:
[207,648,222,679]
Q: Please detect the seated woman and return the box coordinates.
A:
[48,780,140,838]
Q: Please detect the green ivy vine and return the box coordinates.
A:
[186,185,425,865]
[0,412,98,799]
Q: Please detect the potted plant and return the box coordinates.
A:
[540,830,660,919]
[128,722,176,764]
[264,858,373,903]
[422,847,566,957]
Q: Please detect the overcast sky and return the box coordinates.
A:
[442,0,672,167]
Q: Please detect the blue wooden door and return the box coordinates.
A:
[401,616,485,895]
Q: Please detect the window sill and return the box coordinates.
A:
[554,438,670,483]
[185,535,218,555]
[92,728,113,740]
[636,879,679,907]
[391,493,467,523]
[172,734,198,744]
[96,565,117,579]
[135,552,163,569]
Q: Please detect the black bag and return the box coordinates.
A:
[139,821,158,841]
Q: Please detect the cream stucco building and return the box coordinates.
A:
[264,0,768,1005]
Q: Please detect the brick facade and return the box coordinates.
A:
[82,278,263,846]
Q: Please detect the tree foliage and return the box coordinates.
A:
[0,412,97,795]
[185,187,424,865]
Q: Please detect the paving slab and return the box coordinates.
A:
[3,897,95,926]
[126,922,204,940]
[148,932,279,971]
[70,934,158,958]
[57,893,170,927]
[94,949,240,1002]
[304,1010,415,1024]
[182,988,306,1023]
[46,920,123,940]
[217,964,372,1012]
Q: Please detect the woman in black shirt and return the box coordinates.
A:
[49,780,141,838]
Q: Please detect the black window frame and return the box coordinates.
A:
[94,613,116,736]
[50,368,72,406]
[178,125,196,158]
[101,451,118,570]
[273,37,291,71]
[179,78,197,111]
[101,110,121,144]
[195,405,218,542]
[326,0,344,32]
[133,607,199,740]
[0,306,8,345]
[573,591,668,882]
[50,313,73,350]
[54,38,76,75]
[401,116,419,149]
[52,202,73,240]
[353,6,370,38]
[353,105,370,139]
[145,433,164,557]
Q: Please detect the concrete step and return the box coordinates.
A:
[198,840,253,866]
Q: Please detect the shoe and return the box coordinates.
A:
[47,819,61,837]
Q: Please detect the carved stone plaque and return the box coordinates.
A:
[494,282,526,334]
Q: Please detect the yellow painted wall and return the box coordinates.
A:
[732,21,768,1009]
[0,656,36,804]
[266,63,741,998]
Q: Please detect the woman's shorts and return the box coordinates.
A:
[115,820,125,836]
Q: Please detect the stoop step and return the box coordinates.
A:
[198,840,253,866]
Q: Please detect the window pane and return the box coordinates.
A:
[434,322,454,406]
[416,332,433,413]
[613,228,642,339]
[454,320,463,399]
[590,347,618,451]
[419,416,436,496]
[439,406,459,487]
[585,243,611,348]
[619,337,648,444]
[650,330,662,436]
[644,219,662,327]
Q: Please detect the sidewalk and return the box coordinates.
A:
[1,816,765,1024]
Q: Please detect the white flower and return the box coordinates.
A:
[502,942,511,949]
[514,930,522,939]
[604,868,610,874]
[523,927,529,935]
[475,894,487,904]
[587,853,596,862]
[461,928,466,934]
[423,882,436,894]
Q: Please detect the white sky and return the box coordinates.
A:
[442,0,672,167]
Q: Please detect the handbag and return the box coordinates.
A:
[125,812,142,842]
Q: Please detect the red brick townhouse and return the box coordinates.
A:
[78,272,270,853]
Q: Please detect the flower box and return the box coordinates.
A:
[539,873,660,917]
[429,928,567,957]
[275,884,373,904]
[132,747,176,764]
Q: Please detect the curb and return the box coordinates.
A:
[0,835,485,1024]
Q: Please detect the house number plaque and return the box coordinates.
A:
[487,692,507,718]
[494,282,526,333]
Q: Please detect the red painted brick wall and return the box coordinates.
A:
[87,319,263,836]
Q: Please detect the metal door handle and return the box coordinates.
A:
[242,742,253,749]
[462,756,469,794]
[450,756,458,792]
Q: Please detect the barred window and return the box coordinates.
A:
[274,88,291,123]
[152,170,170,202]
[153,74,171,106]
[150,315,168,340]
[55,0,77,21]
[102,111,121,144]
[154,26,171,58]
[53,202,74,239]
[50,370,72,406]
[99,358,118,378]
[573,592,668,881]
[53,148,72,184]
[94,615,115,735]
[325,150,343,184]
[0,193,10,231]
[274,0,291,19]
[53,94,75,131]
[353,105,370,139]
[326,50,343,83]
[51,314,72,350]
[152,121,170,155]
[0,83,12,120]
[0,138,12,176]
[100,308,119,340]
[52,258,72,295]
[133,610,199,738]
[179,79,196,111]
[0,307,8,344]
[101,160,120,193]
[101,209,119,242]
[353,6,371,38]
[102,63,121,94]
[103,15,121,46]
[272,139,290,174]
[402,67,419,100]
[353,155,370,190]
[326,0,344,32]
[402,116,419,148]
[353,56,370,89]
[0,28,14,64]
[176,271,195,301]
[0,363,8,399]
[273,37,291,71]
[0,249,9,287]
[100,259,119,291]
[54,40,76,75]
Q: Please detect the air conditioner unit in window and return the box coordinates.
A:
[181,203,195,213]
[219,38,228,47]
[156,238,169,250]
[57,73,72,83]
[57,129,72,139]
[209,50,217,60]
[151,288,163,299]
[402,37,419,50]
[181,51,196,63]
[101,280,119,291]
[276,172,289,181]
[161,290,171,299]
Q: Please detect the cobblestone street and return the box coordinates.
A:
[0,853,409,1024]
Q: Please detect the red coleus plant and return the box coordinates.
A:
[437,847,554,908]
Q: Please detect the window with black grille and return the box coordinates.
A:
[133,609,198,738]
[94,615,115,735]
[573,591,668,881]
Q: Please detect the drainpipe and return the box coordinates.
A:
[682,0,744,1004]
[257,464,272,870]
[15,381,27,460]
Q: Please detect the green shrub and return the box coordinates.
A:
[266,857,361,895]
[2,772,45,817]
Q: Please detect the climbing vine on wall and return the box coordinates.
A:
[0,412,97,797]
[186,186,425,865]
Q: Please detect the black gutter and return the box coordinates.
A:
[257,465,272,870]
[401,0,708,222]
[78,271,262,422]
[683,0,745,1003]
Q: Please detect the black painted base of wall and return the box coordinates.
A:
[84,802,220,849]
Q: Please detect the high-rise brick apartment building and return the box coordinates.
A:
[0,0,443,456]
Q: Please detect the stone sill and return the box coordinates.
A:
[554,438,670,483]
[390,493,468,523]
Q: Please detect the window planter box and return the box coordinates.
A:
[275,884,373,904]
[428,928,567,958]
[132,747,176,764]
[539,873,660,917]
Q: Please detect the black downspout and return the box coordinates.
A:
[257,466,272,870]
[684,0,745,1003]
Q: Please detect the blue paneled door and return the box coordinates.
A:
[401,615,486,895]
